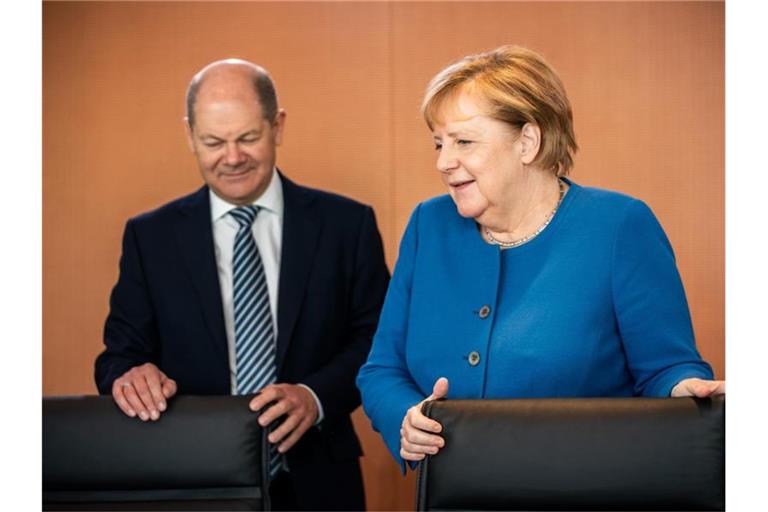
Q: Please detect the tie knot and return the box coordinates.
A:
[230,205,260,228]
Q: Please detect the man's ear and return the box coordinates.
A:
[272,109,287,146]
[183,117,195,152]
[519,122,541,165]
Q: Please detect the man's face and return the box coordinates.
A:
[186,91,285,205]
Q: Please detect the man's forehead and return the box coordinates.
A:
[188,94,269,141]
[196,96,261,114]
[196,72,256,100]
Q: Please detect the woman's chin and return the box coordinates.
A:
[453,200,485,220]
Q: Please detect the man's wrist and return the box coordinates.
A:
[297,383,324,425]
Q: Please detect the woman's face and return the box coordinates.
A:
[430,92,525,222]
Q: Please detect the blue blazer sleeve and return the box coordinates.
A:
[357,204,427,472]
[612,199,714,396]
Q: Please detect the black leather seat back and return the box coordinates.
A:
[43,395,268,511]
[417,396,724,511]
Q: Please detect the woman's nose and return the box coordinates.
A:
[436,146,458,173]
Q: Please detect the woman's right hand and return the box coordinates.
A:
[400,377,449,461]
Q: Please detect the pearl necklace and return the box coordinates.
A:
[484,179,566,249]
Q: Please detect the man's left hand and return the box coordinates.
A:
[249,383,319,453]
[670,378,726,397]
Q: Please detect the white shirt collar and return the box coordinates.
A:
[209,167,284,222]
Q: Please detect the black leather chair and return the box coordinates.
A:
[417,396,724,511]
[43,395,269,511]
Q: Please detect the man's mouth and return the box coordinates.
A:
[220,168,252,178]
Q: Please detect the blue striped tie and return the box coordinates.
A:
[230,206,282,477]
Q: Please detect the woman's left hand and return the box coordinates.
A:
[670,378,726,397]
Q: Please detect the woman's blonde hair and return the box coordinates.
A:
[422,45,577,176]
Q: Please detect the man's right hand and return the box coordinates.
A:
[112,363,177,421]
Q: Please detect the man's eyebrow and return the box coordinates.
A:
[238,129,262,138]
[199,128,262,141]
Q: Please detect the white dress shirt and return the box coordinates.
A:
[209,168,324,422]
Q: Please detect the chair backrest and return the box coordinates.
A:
[43,395,268,511]
[416,396,724,511]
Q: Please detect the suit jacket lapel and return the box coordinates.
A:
[277,173,321,372]
[174,186,229,366]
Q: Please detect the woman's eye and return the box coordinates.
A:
[457,139,472,146]
[434,143,443,151]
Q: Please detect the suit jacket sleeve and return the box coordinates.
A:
[298,205,390,424]
[357,204,428,471]
[95,218,160,393]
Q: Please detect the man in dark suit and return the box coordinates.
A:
[94,59,390,510]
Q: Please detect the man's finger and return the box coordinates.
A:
[258,399,291,427]
[161,378,177,401]
[277,417,312,453]
[122,383,151,421]
[269,412,301,445]
[112,382,137,417]
[145,370,168,412]
[249,386,282,412]
[132,375,161,420]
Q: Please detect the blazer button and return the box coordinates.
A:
[478,305,491,319]
[468,351,481,366]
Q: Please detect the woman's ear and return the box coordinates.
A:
[519,123,541,165]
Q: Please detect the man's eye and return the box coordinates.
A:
[457,139,472,146]
[204,141,223,148]
[240,139,257,144]
[434,142,443,151]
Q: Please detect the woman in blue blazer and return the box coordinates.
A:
[356,45,725,470]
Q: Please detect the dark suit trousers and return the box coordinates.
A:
[270,458,365,511]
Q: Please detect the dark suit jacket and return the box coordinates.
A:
[95,173,390,509]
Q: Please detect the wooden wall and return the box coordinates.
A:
[43,2,724,509]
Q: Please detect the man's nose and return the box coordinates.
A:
[224,143,246,166]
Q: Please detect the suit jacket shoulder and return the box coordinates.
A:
[126,186,209,232]
[281,176,377,228]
